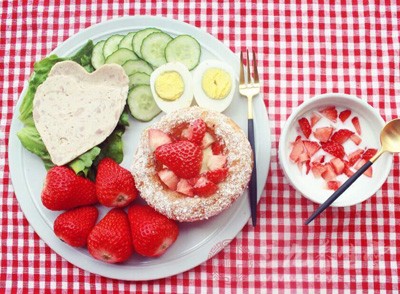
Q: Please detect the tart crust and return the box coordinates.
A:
[131,107,253,222]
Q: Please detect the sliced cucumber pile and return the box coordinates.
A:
[90,28,202,121]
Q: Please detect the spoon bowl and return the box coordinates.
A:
[379,118,400,154]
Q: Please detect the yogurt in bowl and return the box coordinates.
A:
[279,93,393,207]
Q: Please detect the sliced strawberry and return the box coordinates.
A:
[305,160,311,175]
[344,165,355,177]
[294,135,302,142]
[321,163,337,181]
[298,152,310,163]
[149,129,172,151]
[331,129,354,144]
[320,106,338,122]
[330,158,345,175]
[347,149,364,166]
[313,127,333,143]
[207,155,227,171]
[339,109,351,122]
[205,167,228,184]
[289,139,306,162]
[354,159,372,177]
[187,176,200,186]
[200,147,213,173]
[352,117,361,135]
[362,148,378,161]
[311,162,326,178]
[350,134,362,145]
[193,177,218,197]
[321,141,345,159]
[298,117,312,138]
[201,132,215,149]
[176,179,194,196]
[211,141,224,155]
[327,181,341,191]
[303,140,320,157]
[158,169,179,191]
[187,119,207,146]
[310,112,322,127]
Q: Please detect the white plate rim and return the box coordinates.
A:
[8,16,271,281]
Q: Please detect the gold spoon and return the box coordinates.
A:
[305,118,400,224]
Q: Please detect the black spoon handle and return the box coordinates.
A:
[248,118,257,226]
[305,160,373,225]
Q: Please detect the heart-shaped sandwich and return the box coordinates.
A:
[33,61,129,165]
[131,106,253,222]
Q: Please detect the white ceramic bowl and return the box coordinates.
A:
[278,93,393,207]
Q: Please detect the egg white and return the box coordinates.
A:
[150,62,194,113]
[192,59,236,112]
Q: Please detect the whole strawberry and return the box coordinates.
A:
[41,166,97,211]
[128,205,179,257]
[155,140,202,179]
[96,158,138,207]
[54,206,98,247]
[87,208,133,263]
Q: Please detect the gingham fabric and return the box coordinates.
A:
[1,1,400,292]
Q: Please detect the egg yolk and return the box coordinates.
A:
[201,68,231,100]
[155,71,184,101]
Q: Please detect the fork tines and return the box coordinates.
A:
[240,49,259,86]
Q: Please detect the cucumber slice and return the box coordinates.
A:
[122,60,153,76]
[129,72,150,88]
[140,32,173,68]
[132,28,161,58]
[91,40,106,69]
[127,85,161,121]
[103,35,124,59]
[119,32,136,50]
[165,35,201,70]
[105,48,138,65]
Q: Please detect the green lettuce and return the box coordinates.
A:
[17,40,129,178]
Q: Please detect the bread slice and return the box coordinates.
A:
[33,61,129,165]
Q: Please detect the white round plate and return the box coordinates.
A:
[8,16,271,281]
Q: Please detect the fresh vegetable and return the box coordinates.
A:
[127,85,161,121]
[132,28,161,58]
[140,31,173,67]
[103,35,124,59]
[165,35,201,70]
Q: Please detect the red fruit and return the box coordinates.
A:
[193,176,218,196]
[202,132,215,149]
[305,160,311,175]
[321,141,345,159]
[54,206,98,247]
[148,129,172,151]
[339,109,352,122]
[176,179,194,196]
[331,129,354,144]
[158,169,179,191]
[96,158,138,207]
[344,164,355,177]
[128,205,179,257]
[205,167,228,184]
[155,140,202,179]
[298,117,312,138]
[327,181,341,191]
[207,154,227,171]
[321,163,337,181]
[211,141,224,155]
[289,139,305,162]
[330,158,345,175]
[362,148,378,161]
[41,166,97,211]
[350,134,362,145]
[313,127,333,143]
[311,162,326,178]
[352,117,361,135]
[303,140,320,157]
[87,208,133,263]
[310,112,322,127]
[354,159,373,177]
[298,152,310,163]
[188,119,207,146]
[320,106,338,122]
[347,149,363,166]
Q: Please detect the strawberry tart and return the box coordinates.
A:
[131,106,253,222]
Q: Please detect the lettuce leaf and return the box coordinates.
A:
[17,40,129,178]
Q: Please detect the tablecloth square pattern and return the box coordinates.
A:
[1,0,400,292]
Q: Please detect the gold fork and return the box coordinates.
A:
[239,49,260,227]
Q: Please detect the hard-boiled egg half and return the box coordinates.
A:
[193,60,236,112]
[150,62,193,113]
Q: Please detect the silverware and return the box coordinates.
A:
[305,118,400,224]
[239,49,260,226]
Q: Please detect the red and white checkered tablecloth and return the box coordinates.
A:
[1,1,400,292]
